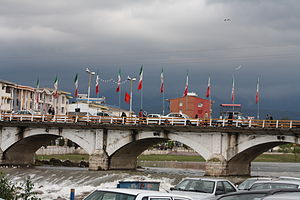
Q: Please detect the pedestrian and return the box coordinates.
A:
[121,112,127,123]
[48,106,52,115]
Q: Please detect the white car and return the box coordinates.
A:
[163,113,197,125]
[237,177,273,190]
[169,178,237,200]
[83,188,193,200]
[147,114,162,124]
[249,180,300,190]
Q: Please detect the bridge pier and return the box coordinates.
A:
[89,149,109,170]
[205,157,251,176]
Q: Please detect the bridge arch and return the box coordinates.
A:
[1,127,93,165]
[226,135,300,175]
[107,131,209,169]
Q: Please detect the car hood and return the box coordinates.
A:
[169,190,214,200]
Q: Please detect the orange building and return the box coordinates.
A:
[167,92,211,119]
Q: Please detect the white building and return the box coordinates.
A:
[0,79,71,115]
[68,101,130,117]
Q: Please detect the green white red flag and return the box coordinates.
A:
[53,76,58,98]
[183,72,188,97]
[74,73,79,97]
[116,69,121,92]
[206,76,211,98]
[137,65,143,90]
[95,74,99,95]
[160,68,164,93]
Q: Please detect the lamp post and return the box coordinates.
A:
[127,76,136,116]
[86,68,95,105]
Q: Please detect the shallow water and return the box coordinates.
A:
[1,162,300,200]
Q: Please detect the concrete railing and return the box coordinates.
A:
[0,113,299,129]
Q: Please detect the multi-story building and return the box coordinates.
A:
[0,80,71,115]
[167,92,211,119]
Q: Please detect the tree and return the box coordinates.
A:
[0,172,40,200]
[0,172,16,200]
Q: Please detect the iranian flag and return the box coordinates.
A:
[137,65,143,90]
[95,74,100,95]
[206,76,211,98]
[160,68,164,93]
[53,76,58,98]
[183,72,188,97]
[231,76,235,103]
[124,92,130,104]
[74,73,79,97]
[116,69,121,92]
[256,77,259,104]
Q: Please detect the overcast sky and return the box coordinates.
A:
[1,0,300,118]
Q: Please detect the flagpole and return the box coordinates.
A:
[119,88,121,116]
[257,77,260,119]
[162,90,165,115]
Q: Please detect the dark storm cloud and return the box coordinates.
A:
[1,0,300,117]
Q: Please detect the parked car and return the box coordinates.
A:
[169,178,237,200]
[212,188,300,200]
[83,188,193,200]
[163,113,197,125]
[249,180,300,191]
[237,177,273,190]
[262,190,300,200]
[147,114,162,124]
[278,176,300,182]
[12,110,38,121]
[94,111,117,123]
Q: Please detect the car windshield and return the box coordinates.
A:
[174,179,215,194]
[84,191,136,200]
[238,179,261,190]
[219,193,266,200]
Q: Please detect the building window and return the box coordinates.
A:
[198,103,203,107]
[5,87,11,93]
[179,102,183,107]
[179,110,182,114]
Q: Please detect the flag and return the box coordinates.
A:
[95,74,99,95]
[74,73,79,97]
[183,72,188,97]
[256,77,259,104]
[137,65,143,90]
[231,76,235,103]
[206,76,211,98]
[36,78,40,103]
[116,68,121,92]
[160,68,164,93]
[53,76,58,98]
[124,92,130,103]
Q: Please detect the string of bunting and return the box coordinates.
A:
[98,77,128,85]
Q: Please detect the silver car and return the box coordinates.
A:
[169,178,237,200]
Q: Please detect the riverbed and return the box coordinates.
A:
[2,162,300,200]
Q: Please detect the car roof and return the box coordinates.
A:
[180,177,230,182]
[254,180,300,184]
[217,188,300,199]
[263,191,300,200]
[92,188,192,199]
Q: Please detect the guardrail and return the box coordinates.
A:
[0,113,299,128]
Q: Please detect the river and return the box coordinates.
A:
[1,162,300,200]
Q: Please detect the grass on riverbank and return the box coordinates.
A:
[36,153,300,163]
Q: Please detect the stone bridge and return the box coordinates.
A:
[0,121,299,176]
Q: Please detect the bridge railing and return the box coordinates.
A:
[1,112,300,129]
